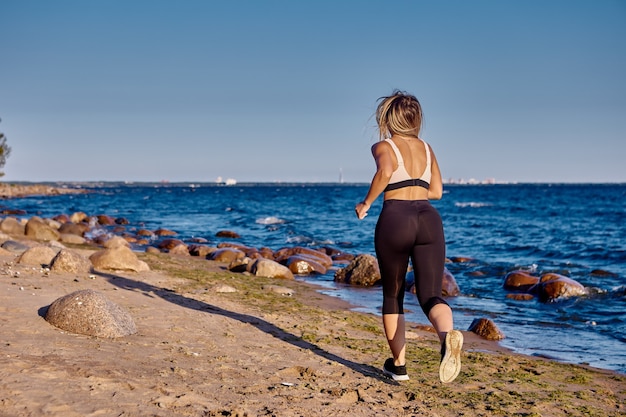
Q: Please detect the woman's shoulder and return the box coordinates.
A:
[371,140,393,155]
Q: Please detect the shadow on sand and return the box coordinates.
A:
[72,271,394,384]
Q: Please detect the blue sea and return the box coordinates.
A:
[4,182,626,373]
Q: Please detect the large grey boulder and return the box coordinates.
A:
[44,289,137,338]
[50,249,92,273]
[17,246,57,266]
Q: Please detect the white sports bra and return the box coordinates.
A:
[384,138,431,191]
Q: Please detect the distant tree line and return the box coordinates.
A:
[0,118,11,177]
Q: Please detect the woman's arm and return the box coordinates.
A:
[427,147,443,200]
[355,142,394,219]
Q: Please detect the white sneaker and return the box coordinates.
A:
[439,330,463,383]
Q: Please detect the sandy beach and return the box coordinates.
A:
[1,184,625,416]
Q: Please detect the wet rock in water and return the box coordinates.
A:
[532,273,587,302]
[45,289,136,338]
[50,249,92,273]
[0,217,25,235]
[468,318,505,340]
[17,246,57,266]
[334,254,381,286]
[209,247,245,263]
[251,258,294,280]
[154,228,177,236]
[25,217,60,241]
[274,246,333,268]
[506,293,534,301]
[590,269,618,277]
[407,267,460,296]
[136,229,156,238]
[442,268,461,296]
[1,239,30,253]
[503,270,540,292]
[286,255,328,275]
[216,230,240,239]
[90,246,150,272]
[96,214,116,225]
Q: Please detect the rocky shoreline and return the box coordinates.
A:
[0,185,625,415]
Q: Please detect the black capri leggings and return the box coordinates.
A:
[375,199,448,316]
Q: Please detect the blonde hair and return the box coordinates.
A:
[375,90,423,140]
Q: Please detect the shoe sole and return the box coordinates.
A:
[439,330,463,383]
[383,368,410,381]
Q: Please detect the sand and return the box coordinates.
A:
[0,184,625,416]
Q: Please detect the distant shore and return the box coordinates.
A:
[0,182,86,198]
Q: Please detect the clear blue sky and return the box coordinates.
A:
[1,0,625,183]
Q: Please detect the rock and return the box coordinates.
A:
[209,248,245,263]
[59,234,87,245]
[211,284,237,293]
[468,318,505,340]
[228,257,253,273]
[506,293,534,301]
[251,258,294,280]
[503,270,539,292]
[274,246,333,268]
[115,217,129,225]
[16,246,57,266]
[532,273,587,302]
[96,215,116,225]
[286,255,327,275]
[334,254,381,286]
[90,246,150,272]
[136,229,156,238]
[169,244,190,256]
[154,228,177,236]
[1,240,31,253]
[69,212,88,223]
[145,246,161,254]
[188,244,217,258]
[44,289,136,338]
[58,222,89,236]
[262,285,294,296]
[157,238,185,250]
[216,230,240,239]
[442,268,461,296]
[24,217,60,241]
[50,249,92,273]
[103,236,131,249]
[0,217,25,235]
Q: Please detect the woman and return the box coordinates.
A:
[355,90,462,383]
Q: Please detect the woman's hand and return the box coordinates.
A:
[355,201,370,220]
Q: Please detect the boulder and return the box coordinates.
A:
[44,289,136,338]
[25,217,60,241]
[96,215,116,225]
[157,238,185,250]
[468,318,505,340]
[251,258,294,280]
[209,248,245,263]
[334,254,381,286]
[286,255,328,275]
[103,236,131,249]
[169,244,190,256]
[17,246,57,266]
[503,270,539,292]
[50,249,92,273]
[1,240,30,253]
[216,230,240,239]
[274,246,333,268]
[532,273,587,302]
[154,228,177,236]
[0,217,25,235]
[90,246,150,272]
[442,268,461,296]
[188,244,217,258]
[59,234,87,245]
[58,222,89,236]
[69,212,88,223]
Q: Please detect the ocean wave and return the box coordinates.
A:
[256,216,286,225]
[454,202,491,208]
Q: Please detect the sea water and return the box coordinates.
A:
[4,182,625,373]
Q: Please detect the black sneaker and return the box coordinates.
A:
[439,330,463,383]
[383,358,409,381]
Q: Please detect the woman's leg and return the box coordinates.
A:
[382,313,406,365]
[428,303,453,343]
